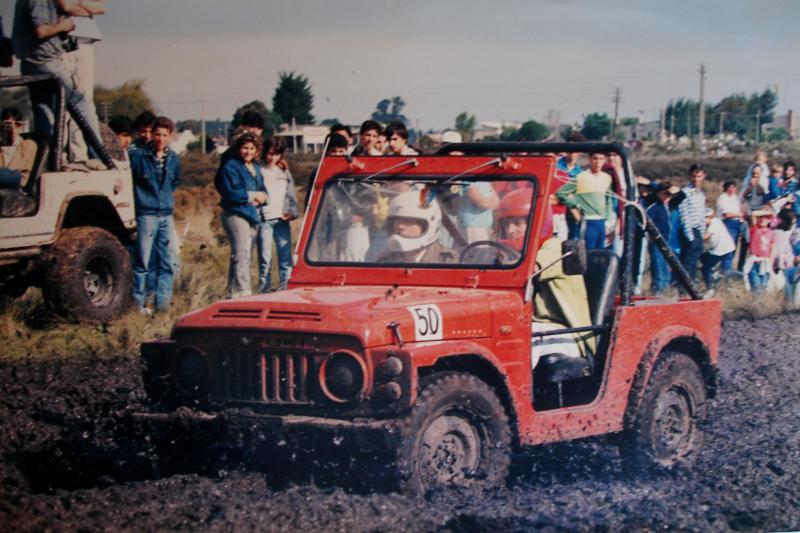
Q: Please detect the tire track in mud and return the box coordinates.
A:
[1,313,799,531]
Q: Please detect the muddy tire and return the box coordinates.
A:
[620,352,707,471]
[396,372,511,495]
[42,227,132,322]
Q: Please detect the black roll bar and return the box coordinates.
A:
[435,141,702,302]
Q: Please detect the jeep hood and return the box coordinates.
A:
[172,285,522,349]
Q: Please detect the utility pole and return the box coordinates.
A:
[100,101,110,124]
[659,108,666,143]
[611,87,621,137]
[756,109,761,143]
[200,92,206,155]
[719,111,725,136]
[670,112,675,138]
[687,107,692,139]
[698,63,706,150]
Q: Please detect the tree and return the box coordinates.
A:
[371,96,408,125]
[502,120,548,142]
[231,100,281,137]
[320,118,340,126]
[766,127,790,143]
[94,79,155,121]
[580,113,612,140]
[619,117,639,126]
[454,112,476,141]
[272,71,314,124]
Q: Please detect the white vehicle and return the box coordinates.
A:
[0,75,135,322]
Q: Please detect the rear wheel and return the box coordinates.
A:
[42,227,132,322]
[395,372,511,495]
[620,352,707,470]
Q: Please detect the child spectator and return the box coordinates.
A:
[130,116,180,313]
[784,223,800,306]
[215,131,267,298]
[108,116,134,152]
[700,207,736,295]
[781,161,799,223]
[744,209,775,293]
[766,163,784,202]
[715,180,744,272]
[256,136,299,292]
[131,111,156,152]
[384,121,419,156]
[644,182,675,295]
[772,208,796,297]
[556,152,613,251]
[352,120,382,156]
[743,150,769,193]
[329,123,353,153]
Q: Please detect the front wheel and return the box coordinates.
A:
[42,227,132,322]
[395,372,511,495]
[620,352,708,471]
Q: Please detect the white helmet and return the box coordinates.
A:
[386,190,442,253]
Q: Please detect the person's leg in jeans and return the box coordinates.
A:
[748,262,765,293]
[701,252,722,289]
[20,61,55,139]
[273,219,294,290]
[721,220,740,273]
[649,244,670,295]
[680,228,703,282]
[256,219,275,293]
[0,169,22,188]
[222,212,255,298]
[153,215,175,311]
[132,215,157,309]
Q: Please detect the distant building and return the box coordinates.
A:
[274,124,331,153]
[762,110,797,140]
[473,121,522,141]
[616,120,661,142]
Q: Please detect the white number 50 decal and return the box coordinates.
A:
[407,304,443,341]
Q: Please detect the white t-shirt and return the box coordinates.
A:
[706,217,736,256]
[261,166,289,220]
[716,193,741,218]
[72,17,103,43]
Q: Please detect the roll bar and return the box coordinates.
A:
[435,141,702,302]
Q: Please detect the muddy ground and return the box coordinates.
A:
[1,314,799,532]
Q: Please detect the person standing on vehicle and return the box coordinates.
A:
[256,136,299,292]
[130,117,180,313]
[351,120,382,157]
[216,131,267,298]
[677,164,707,282]
[555,151,613,250]
[55,0,105,164]
[384,121,419,157]
[12,0,102,154]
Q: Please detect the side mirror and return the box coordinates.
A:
[561,239,587,276]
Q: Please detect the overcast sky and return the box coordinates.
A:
[2,0,799,130]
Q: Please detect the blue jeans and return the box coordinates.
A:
[649,243,671,295]
[584,219,606,251]
[133,215,175,310]
[679,228,704,282]
[0,168,22,188]
[748,261,769,293]
[701,252,731,289]
[21,58,101,155]
[785,266,798,302]
[146,223,181,297]
[722,219,741,272]
[256,218,293,292]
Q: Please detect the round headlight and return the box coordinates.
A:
[320,350,367,403]
[176,347,209,395]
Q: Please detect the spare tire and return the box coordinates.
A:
[42,227,132,322]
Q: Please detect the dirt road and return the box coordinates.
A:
[1,314,799,531]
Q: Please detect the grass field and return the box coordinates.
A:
[0,150,794,360]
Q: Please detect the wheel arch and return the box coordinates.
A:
[417,353,520,447]
[60,195,133,245]
[623,331,716,430]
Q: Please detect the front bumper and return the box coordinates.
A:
[131,408,401,457]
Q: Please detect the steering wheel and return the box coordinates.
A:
[459,240,521,265]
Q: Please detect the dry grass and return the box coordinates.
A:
[0,151,794,360]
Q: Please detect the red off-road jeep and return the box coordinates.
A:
[138,142,720,494]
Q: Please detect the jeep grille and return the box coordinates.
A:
[214,350,316,404]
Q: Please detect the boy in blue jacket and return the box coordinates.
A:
[130,116,180,313]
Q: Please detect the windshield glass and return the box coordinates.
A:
[306,177,536,268]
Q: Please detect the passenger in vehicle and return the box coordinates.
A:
[0,108,37,189]
[530,206,594,369]
[378,190,455,263]
[458,180,499,243]
[496,188,533,251]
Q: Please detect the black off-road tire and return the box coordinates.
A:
[42,227,132,322]
[620,352,708,472]
[395,372,512,495]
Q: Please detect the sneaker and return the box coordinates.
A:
[139,306,153,316]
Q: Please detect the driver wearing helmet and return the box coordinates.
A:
[378,190,456,264]
[497,188,535,251]
[531,205,595,369]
